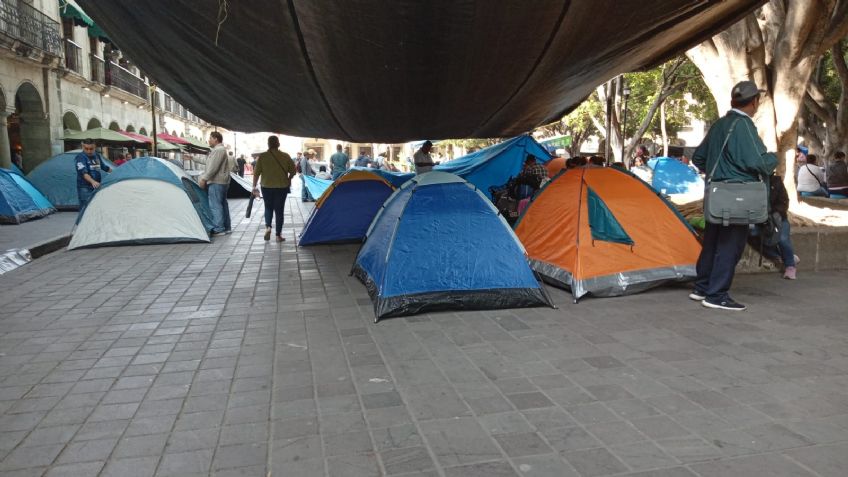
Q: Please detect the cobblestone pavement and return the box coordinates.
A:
[1,190,847,477]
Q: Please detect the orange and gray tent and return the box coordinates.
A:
[298,170,396,245]
[515,167,701,301]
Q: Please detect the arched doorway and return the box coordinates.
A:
[9,82,50,173]
[139,127,148,136]
[108,121,120,131]
[63,111,82,132]
[126,125,136,133]
[87,118,102,130]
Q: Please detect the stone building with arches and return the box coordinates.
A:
[0,0,215,172]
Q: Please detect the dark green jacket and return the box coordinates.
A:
[693,110,777,182]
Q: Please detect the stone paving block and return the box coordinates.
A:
[43,461,104,477]
[156,448,213,476]
[419,417,503,467]
[326,452,381,477]
[494,432,554,457]
[444,460,519,477]
[380,446,435,475]
[100,456,159,477]
[689,452,817,476]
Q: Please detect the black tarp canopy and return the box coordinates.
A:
[77,1,764,142]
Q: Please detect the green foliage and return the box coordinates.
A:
[538,57,717,148]
[815,46,845,104]
[621,58,717,138]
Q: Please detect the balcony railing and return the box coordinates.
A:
[90,54,105,83]
[106,61,147,99]
[63,38,82,74]
[0,1,62,57]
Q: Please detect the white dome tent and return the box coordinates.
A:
[69,157,215,249]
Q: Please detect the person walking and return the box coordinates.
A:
[690,80,778,311]
[252,136,296,242]
[198,131,232,236]
[75,139,111,210]
[236,155,247,177]
[330,144,349,180]
[298,151,315,202]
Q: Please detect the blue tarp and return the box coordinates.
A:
[299,175,394,245]
[648,157,704,195]
[0,168,55,224]
[348,167,414,188]
[303,175,333,199]
[27,151,115,209]
[435,135,553,198]
[352,171,550,319]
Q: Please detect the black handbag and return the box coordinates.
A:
[704,118,769,226]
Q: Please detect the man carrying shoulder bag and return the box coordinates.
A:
[690,81,778,311]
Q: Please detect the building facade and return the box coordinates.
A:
[0,0,215,172]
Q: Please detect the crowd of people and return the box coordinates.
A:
[795,146,848,199]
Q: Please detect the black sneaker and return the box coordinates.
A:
[702,298,747,311]
[688,290,706,301]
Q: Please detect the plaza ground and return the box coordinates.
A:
[0,194,847,476]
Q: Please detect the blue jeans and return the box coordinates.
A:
[262,187,289,235]
[694,223,749,301]
[207,183,231,233]
[300,175,314,201]
[332,170,345,180]
[751,218,795,267]
[77,187,94,210]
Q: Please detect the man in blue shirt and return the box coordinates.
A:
[75,139,111,209]
[330,144,349,180]
[354,152,369,168]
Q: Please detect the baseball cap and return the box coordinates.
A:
[731,80,765,102]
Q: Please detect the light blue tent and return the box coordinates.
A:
[303,175,333,199]
[352,171,552,320]
[0,168,55,224]
[27,151,115,210]
[435,135,553,198]
[299,170,396,246]
[648,157,704,195]
[69,157,213,249]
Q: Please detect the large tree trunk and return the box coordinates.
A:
[687,0,848,210]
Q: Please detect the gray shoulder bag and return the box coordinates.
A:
[704,118,769,226]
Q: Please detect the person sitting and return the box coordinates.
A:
[797,153,828,197]
[355,152,370,168]
[767,175,799,279]
[515,155,548,200]
[315,165,332,180]
[826,151,848,198]
[630,156,653,183]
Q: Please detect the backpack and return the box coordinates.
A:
[759,211,783,248]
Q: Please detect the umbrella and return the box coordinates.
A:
[119,130,182,152]
[62,127,145,144]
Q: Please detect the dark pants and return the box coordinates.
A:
[694,223,749,301]
[77,187,94,210]
[262,187,289,235]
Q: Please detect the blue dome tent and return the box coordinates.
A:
[27,151,115,210]
[69,157,214,249]
[299,170,396,246]
[352,171,552,320]
[648,157,704,196]
[0,168,55,224]
[436,135,553,198]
